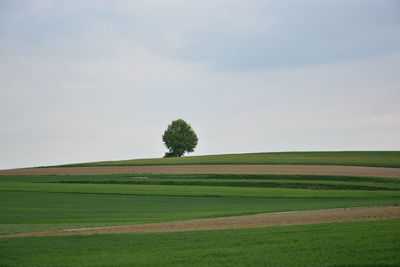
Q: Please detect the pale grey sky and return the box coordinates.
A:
[1,0,400,169]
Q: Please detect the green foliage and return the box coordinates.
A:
[162,119,198,157]
[1,220,399,266]
[59,151,400,168]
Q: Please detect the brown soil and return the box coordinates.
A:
[1,165,400,177]
[2,206,399,238]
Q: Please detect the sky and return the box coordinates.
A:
[0,0,400,169]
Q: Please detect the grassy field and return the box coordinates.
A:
[1,173,399,235]
[56,151,400,168]
[1,219,399,266]
[2,157,400,266]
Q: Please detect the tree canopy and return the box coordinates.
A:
[162,119,198,157]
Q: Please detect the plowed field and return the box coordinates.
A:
[2,206,399,238]
[2,165,400,177]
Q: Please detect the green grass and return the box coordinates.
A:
[3,173,400,191]
[53,175,400,191]
[1,173,400,235]
[3,182,400,198]
[3,152,400,266]
[1,220,399,266]
[1,190,398,235]
[1,171,399,266]
[3,173,400,184]
[55,151,400,168]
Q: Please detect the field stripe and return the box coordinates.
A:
[2,206,399,238]
[1,165,400,177]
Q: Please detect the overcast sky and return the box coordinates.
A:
[1,0,400,169]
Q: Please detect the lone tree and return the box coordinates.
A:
[162,119,198,157]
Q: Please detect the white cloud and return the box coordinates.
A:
[0,0,399,168]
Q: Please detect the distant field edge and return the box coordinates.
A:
[49,151,400,168]
[2,164,400,178]
[2,205,399,238]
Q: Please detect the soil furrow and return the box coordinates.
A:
[1,165,400,177]
[2,206,399,238]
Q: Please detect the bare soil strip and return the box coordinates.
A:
[2,206,399,238]
[1,165,400,177]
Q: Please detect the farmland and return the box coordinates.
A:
[1,220,399,266]
[1,151,400,266]
[1,172,400,236]
[57,151,400,168]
